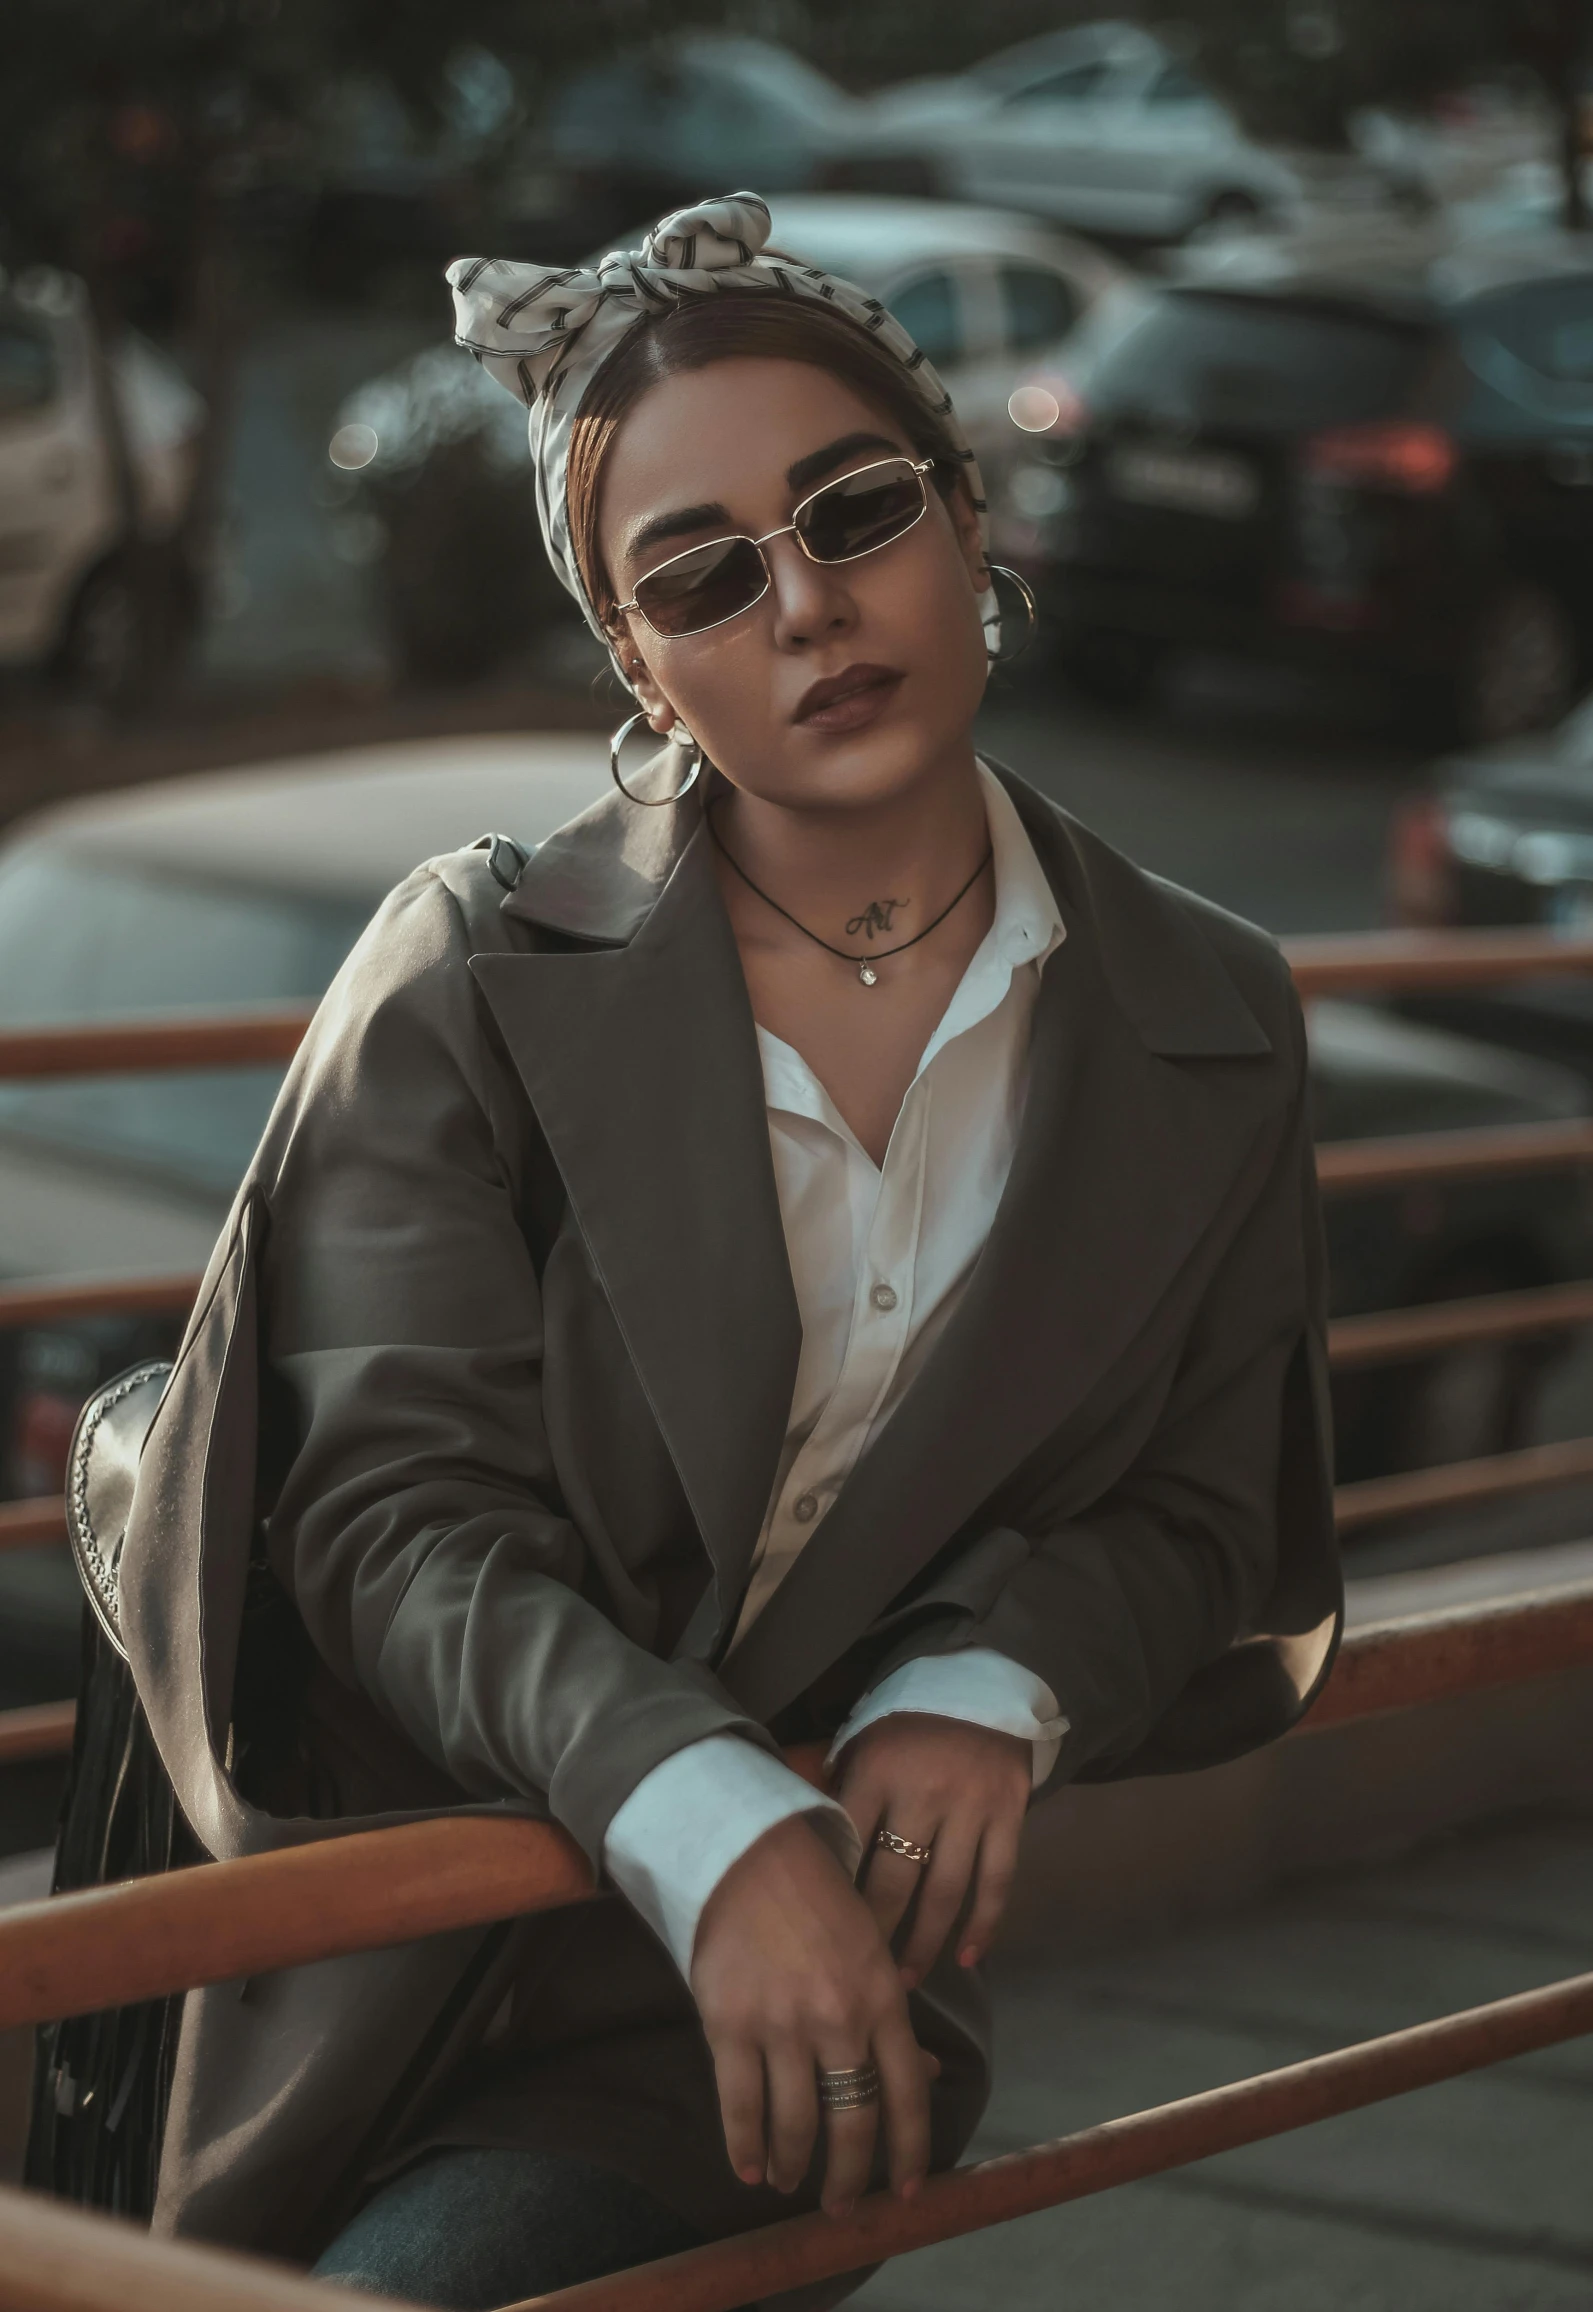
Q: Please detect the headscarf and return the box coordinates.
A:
[445,191,997,671]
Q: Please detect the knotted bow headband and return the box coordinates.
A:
[446,190,996,667]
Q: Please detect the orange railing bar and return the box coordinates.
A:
[1328,1276,1593,1366]
[14,1263,1593,1400]
[1315,1116,1593,1194]
[0,1496,67,1552]
[0,1273,200,1329]
[0,1701,77,1767]
[1334,1435,1593,1533]
[4,1580,1592,2033]
[520,1969,1593,2312]
[1303,1573,1593,1727]
[0,930,1584,1092]
[0,1969,1587,2312]
[0,2182,411,2312]
[0,1012,311,1083]
[1286,925,1593,996]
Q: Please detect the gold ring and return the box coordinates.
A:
[818,2062,881,2112]
[876,1827,933,1868]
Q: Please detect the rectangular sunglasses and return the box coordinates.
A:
[614,455,935,640]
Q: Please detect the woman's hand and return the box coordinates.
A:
[833,1713,1031,1988]
[690,1814,934,2216]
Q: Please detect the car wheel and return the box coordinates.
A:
[1058,627,1167,708]
[1192,188,1265,239]
[1460,578,1577,743]
[58,558,145,708]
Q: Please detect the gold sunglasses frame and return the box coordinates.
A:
[613,456,935,640]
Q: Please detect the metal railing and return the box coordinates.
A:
[1,929,1593,2309]
[0,1573,1590,2311]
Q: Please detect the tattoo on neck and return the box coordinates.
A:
[845,897,910,941]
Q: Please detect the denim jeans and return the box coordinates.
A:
[312,2144,705,2308]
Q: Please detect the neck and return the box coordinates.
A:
[712,740,989,948]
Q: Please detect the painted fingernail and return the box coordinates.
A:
[740,2164,763,2186]
[900,2177,921,2201]
[958,1944,979,1967]
[899,1965,921,1990]
[828,2198,855,2220]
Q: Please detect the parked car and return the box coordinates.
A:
[1388,686,1593,1080]
[0,269,204,705]
[870,20,1305,241]
[542,34,878,216]
[1,735,1589,1526]
[1001,228,1593,739]
[331,195,1120,682]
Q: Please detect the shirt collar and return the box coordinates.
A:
[911,759,1065,1075]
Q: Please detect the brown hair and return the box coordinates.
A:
[564,286,969,632]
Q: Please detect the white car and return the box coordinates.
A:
[0,270,205,703]
[872,20,1303,241]
[332,194,1121,679]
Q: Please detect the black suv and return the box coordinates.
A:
[1000,231,1593,740]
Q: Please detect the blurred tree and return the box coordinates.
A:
[0,0,630,698]
[1176,0,1592,228]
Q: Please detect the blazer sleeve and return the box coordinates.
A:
[877,996,1337,1782]
[257,865,775,1865]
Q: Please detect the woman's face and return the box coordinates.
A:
[596,357,991,815]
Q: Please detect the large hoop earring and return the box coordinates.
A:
[983,565,1038,667]
[609,711,702,807]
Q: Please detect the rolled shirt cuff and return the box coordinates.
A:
[602,1732,861,1977]
[826,1647,1069,1791]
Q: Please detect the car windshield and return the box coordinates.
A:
[0,845,370,1196]
[1081,291,1434,432]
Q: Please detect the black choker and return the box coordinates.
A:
[706,804,993,987]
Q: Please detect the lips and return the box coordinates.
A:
[793,663,904,728]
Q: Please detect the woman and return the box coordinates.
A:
[104,194,1339,2306]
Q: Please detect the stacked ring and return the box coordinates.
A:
[875,1827,934,1868]
[817,2062,881,2113]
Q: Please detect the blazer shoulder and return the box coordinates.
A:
[1155,872,1304,1068]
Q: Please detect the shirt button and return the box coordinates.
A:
[869,1282,899,1312]
[792,1491,820,1523]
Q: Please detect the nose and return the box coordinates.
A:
[763,531,856,651]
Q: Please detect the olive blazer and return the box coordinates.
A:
[117,755,1340,2264]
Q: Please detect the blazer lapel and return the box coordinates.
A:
[468,778,800,1628]
[719,771,1283,1723]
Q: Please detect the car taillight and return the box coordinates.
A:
[1303,421,1457,495]
[1388,795,1457,926]
[1008,377,1089,437]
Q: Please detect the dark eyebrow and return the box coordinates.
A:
[785,430,901,496]
[622,431,905,570]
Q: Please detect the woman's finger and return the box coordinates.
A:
[832,1748,886,1846]
[815,2048,881,2216]
[897,1826,980,1988]
[958,1809,1024,1968]
[764,2036,821,2196]
[711,2037,768,2188]
[872,2006,932,2200]
[860,1828,939,1947]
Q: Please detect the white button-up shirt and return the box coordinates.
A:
[605,763,1069,1970]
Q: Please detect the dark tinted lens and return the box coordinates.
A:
[634,535,768,636]
[798,462,926,563]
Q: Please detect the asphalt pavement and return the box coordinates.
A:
[857,1809,1593,2312]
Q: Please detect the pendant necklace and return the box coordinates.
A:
[706,804,993,987]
